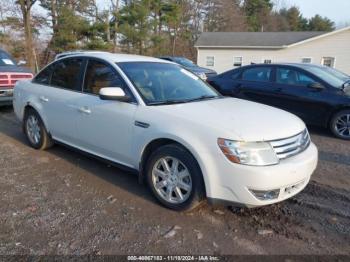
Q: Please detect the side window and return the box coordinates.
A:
[276,68,317,87]
[33,65,53,85]
[242,67,272,82]
[230,70,241,80]
[83,59,129,96]
[51,58,83,91]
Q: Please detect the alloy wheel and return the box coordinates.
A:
[151,157,192,204]
[26,115,41,145]
[334,113,350,138]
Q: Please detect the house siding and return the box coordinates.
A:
[197,29,350,74]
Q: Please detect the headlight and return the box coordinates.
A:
[217,138,279,166]
[197,72,207,80]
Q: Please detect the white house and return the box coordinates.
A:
[195,26,350,74]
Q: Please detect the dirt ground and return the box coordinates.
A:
[0,106,349,255]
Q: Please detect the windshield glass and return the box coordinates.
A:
[0,51,16,66]
[302,66,347,88]
[172,57,196,67]
[118,62,220,105]
[322,67,349,81]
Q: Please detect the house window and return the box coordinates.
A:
[322,57,335,68]
[206,56,214,67]
[233,57,243,67]
[302,57,312,64]
[263,59,272,64]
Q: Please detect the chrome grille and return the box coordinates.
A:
[270,129,310,160]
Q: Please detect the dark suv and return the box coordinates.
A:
[0,49,33,106]
[159,56,217,80]
[208,63,350,140]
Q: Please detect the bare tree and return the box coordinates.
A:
[17,0,37,72]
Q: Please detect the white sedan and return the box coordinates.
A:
[13,52,318,211]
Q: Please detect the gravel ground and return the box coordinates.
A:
[0,106,349,255]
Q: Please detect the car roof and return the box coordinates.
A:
[236,62,330,71]
[159,56,188,60]
[56,51,173,64]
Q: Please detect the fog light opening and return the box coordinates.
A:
[249,189,280,201]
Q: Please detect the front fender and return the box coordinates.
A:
[132,131,218,199]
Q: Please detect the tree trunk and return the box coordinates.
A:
[19,0,36,73]
[112,0,120,52]
[106,11,111,43]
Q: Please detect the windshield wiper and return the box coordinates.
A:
[185,95,219,102]
[147,100,189,106]
[147,95,220,106]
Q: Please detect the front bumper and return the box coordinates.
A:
[205,142,318,207]
[0,89,13,105]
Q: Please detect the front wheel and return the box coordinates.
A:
[330,110,350,140]
[146,144,205,211]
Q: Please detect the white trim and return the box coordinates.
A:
[288,26,350,48]
[233,56,243,67]
[321,57,336,68]
[206,55,215,67]
[195,45,286,49]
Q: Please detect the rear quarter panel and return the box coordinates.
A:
[13,80,48,127]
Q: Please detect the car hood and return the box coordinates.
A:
[154,97,305,142]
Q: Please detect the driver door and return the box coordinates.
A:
[75,59,138,167]
[273,66,329,124]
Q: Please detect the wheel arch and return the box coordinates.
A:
[327,106,350,127]
[23,103,50,133]
[138,138,207,196]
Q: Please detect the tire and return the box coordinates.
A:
[330,110,350,140]
[23,109,54,150]
[146,144,205,211]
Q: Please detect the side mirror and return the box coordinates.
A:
[343,81,350,91]
[99,87,130,102]
[308,82,324,90]
[17,60,27,66]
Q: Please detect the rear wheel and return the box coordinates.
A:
[24,109,54,150]
[330,110,350,140]
[146,144,205,211]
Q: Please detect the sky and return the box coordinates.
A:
[283,0,350,26]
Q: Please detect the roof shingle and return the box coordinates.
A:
[195,31,326,48]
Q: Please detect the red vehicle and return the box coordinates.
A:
[0,49,33,106]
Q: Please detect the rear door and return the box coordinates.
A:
[40,57,85,145]
[75,59,138,167]
[273,66,330,124]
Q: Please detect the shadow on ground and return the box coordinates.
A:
[0,107,157,207]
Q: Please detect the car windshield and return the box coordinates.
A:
[322,67,349,81]
[0,51,16,66]
[302,65,348,88]
[118,62,220,105]
[172,57,196,67]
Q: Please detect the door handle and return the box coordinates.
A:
[78,107,91,114]
[39,96,49,102]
